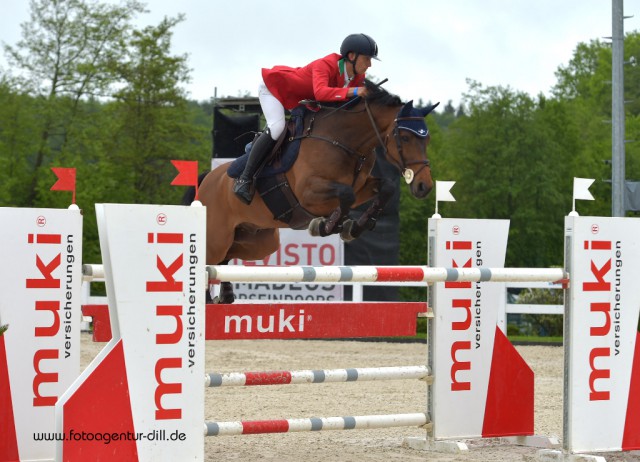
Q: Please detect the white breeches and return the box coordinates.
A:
[258,82,286,141]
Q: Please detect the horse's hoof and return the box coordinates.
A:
[340,220,357,242]
[212,295,235,304]
[308,217,324,237]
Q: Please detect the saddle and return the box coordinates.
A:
[226,106,317,229]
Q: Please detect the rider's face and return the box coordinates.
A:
[347,52,372,75]
[355,55,372,74]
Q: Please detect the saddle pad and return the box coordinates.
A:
[227,107,306,179]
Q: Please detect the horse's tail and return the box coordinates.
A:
[181,171,210,205]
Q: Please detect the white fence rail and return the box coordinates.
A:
[80,275,563,332]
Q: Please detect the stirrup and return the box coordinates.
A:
[233,178,254,205]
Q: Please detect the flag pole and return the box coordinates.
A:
[432,180,456,219]
[570,177,595,217]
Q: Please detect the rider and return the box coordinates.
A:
[233,33,380,204]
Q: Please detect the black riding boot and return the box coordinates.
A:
[233,130,276,205]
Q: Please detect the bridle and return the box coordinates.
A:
[293,98,430,186]
[364,99,431,185]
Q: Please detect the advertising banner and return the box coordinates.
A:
[564,216,640,453]
[0,207,82,462]
[228,228,344,301]
[428,218,534,439]
[56,204,206,461]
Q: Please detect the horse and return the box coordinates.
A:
[196,80,438,303]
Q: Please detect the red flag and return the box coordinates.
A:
[50,167,76,204]
[171,160,199,200]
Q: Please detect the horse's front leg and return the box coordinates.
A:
[308,182,355,237]
[217,282,236,304]
[209,260,236,304]
[341,177,395,241]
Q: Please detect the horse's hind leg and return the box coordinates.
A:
[341,178,395,241]
[308,183,355,237]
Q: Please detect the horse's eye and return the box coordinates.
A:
[401,135,411,143]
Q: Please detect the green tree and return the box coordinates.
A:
[553,32,640,213]
[437,82,575,267]
[106,15,209,205]
[81,17,210,263]
[517,288,564,336]
[2,0,146,206]
[0,80,41,205]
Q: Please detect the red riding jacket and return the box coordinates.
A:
[262,53,365,110]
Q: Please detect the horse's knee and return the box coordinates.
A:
[378,178,395,201]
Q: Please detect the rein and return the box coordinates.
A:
[291,109,368,188]
[292,97,429,186]
[363,100,430,184]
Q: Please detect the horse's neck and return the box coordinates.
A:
[310,103,396,150]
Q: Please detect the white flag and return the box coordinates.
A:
[573,177,595,201]
[436,181,456,202]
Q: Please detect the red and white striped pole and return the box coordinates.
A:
[206,265,567,284]
[205,413,430,436]
[206,365,431,387]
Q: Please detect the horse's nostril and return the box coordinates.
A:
[413,181,432,198]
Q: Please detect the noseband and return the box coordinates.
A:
[364,100,430,184]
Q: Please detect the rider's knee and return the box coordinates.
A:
[267,119,286,140]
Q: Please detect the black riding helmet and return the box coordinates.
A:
[340,33,380,73]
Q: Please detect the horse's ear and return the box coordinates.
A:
[420,102,440,117]
[400,100,415,117]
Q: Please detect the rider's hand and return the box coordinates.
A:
[353,87,367,98]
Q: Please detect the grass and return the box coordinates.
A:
[508,335,562,344]
[374,332,563,344]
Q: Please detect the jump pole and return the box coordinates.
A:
[207,264,567,284]
[205,413,430,436]
[84,263,566,285]
[206,365,431,387]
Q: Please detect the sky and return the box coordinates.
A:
[1,0,639,108]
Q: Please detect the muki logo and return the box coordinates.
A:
[157,213,167,225]
[146,230,185,420]
[444,239,473,392]
[225,308,306,334]
[27,231,63,406]
[582,238,613,401]
[36,216,46,227]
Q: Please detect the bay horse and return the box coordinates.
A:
[197,80,438,303]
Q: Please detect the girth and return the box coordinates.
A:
[255,173,317,229]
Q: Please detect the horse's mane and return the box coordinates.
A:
[363,79,403,106]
